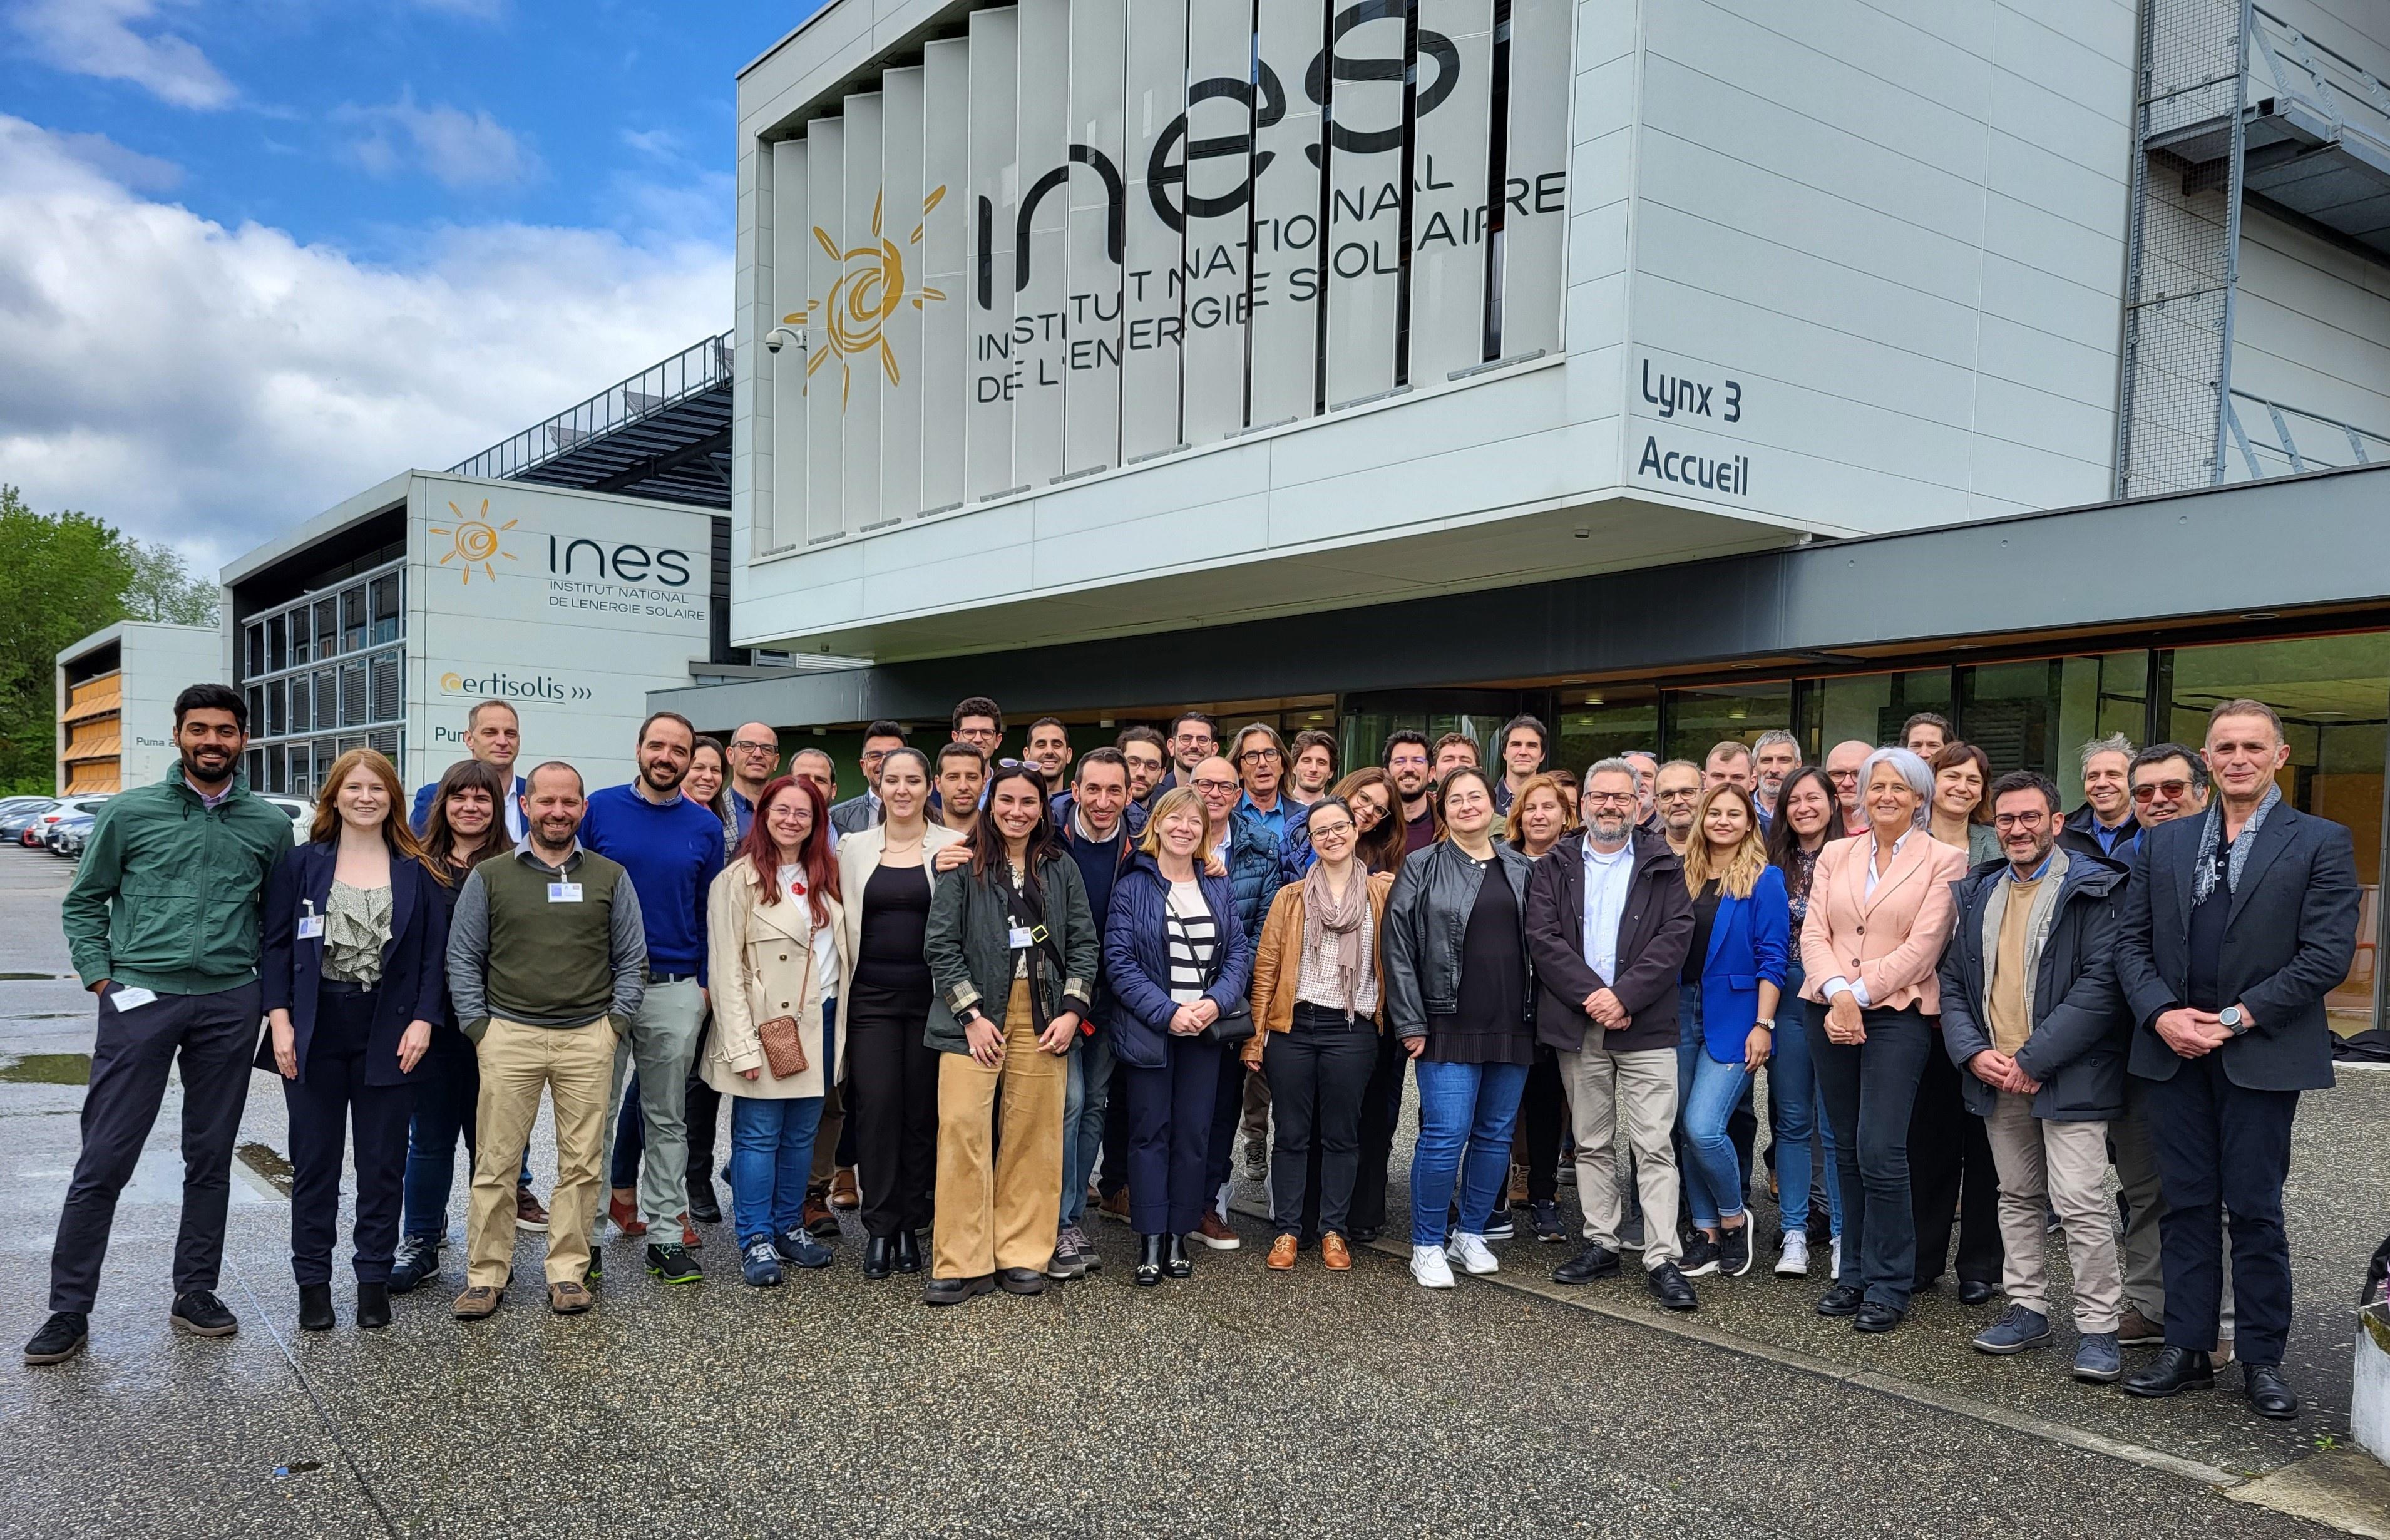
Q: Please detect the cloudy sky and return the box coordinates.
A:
[0,0,828,572]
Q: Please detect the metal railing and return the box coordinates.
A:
[449,331,734,482]
[2224,388,2390,479]
[2250,4,2390,161]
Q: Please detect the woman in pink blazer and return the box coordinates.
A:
[1798,747,1967,1333]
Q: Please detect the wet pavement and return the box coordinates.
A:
[1,850,2383,1539]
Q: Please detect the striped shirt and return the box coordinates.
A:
[1164,880,1216,1005]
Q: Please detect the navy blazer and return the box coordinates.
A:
[2115,801,2359,1092]
[257,840,448,1086]
[1103,854,1254,1071]
[1693,865,1790,1064]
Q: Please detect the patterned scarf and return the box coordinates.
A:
[1301,861,1370,1017]
[2192,783,2280,907]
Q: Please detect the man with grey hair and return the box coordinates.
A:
[2060,732,2140,861]
[1751,731,1801,823]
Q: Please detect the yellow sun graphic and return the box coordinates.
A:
[428,500,518,585]
[783,185,948,410]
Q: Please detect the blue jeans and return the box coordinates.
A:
[1408,1059,1530,1246]
[1682,1052,1753,1229]
[1767,960,1842,1238]
[401,1027,529,1242]
[1060,1027,1112,1231]
[727,1006,834,1246]
[1676,982,1755,1201]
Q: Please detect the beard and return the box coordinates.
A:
[181,742,238,787]
[639,758,687,795]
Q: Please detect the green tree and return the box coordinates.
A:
[0,486,134,793]
[125,540,222,627]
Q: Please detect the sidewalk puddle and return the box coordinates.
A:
[0,1053,91,1084]
[238,1142,295,1196]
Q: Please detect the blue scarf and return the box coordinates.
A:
[2192,783,2280,907]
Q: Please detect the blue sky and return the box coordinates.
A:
[0,0,829,565]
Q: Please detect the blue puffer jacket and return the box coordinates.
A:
[1224,808,1285,937]
[1103,853,1254,1070]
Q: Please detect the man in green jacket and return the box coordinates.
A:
[25,685,292,1367]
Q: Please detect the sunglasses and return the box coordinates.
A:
[2131,780,2192,802]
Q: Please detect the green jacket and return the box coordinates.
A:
[923,850,1099,1055]
[62,768,294,995]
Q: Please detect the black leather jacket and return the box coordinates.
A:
[1384,838,1535,1038]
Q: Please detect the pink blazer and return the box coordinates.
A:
[1797,831,1967,1015]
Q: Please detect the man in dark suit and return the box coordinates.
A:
[2115,698,2359,1419]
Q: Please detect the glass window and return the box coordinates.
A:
[371,573,401,645]
[1959,659,2063,778]
[285,745,312,802]
[342,585,367,653]
[1337,708,1505,778]
[2167,632,2389,1033]
[339,660,367,727]
[314,598,339,656]
[245,685,263,734]
[290,604,309,665]
[1807,668,1954,758]
[1664,680,1790,764]
[244,623,264,681]
[267,615,286,674]
[290,674,309,734]
[266,679,285,738]
[1555,686,1660,776]
[2053,650,2150,805]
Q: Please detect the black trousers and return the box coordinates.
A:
[1810,1002,1932,1312]
[284,984,416,1286]
[1907,1040,2004,1288]
[1350,1025,1413,1235]
[49,982,260,1313]
[846,985,940,1239]
[1265,1006,1378,1237]
[2143,1055,2299,1363]
[1517,1047,1567,1203]
[1126,1034,1223,1236]
[1201,1045,1248,1197]
[1099,1057,1131,1200]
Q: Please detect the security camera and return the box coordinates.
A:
[765,326,803,354]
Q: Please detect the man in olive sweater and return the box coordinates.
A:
[444,762,646,1318]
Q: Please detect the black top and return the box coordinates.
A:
[1683,878,1721,985]
[1426,856,1531,1065]
[854,861,934,997]
[2185,839,2231,1011]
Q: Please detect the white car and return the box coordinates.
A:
[259,796,315,837]
[18,795,108,848]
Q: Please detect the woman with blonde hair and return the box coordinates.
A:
[1501,773,1573,860]
[1673,781,1788,1278]
[259,747,448,1332]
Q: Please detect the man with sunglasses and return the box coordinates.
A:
[2059,734,2141,862]
[831,720,908,839]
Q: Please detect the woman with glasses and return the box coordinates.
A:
[1675,783,1788,1280]
[1800,747,1967,1333]
[1241,797,1392,1271]
[1386,767,1536,1288]
[1762,766,1844,1278]
[1927,742,2000,865]
[1331,767,1406,875]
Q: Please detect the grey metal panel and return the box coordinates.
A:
[673,463,2390,726]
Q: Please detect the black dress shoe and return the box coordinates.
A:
[23,1311,87,1365]
[685,1177,722,1226]
[1957,1279,2000,1307]
[1552,1242,1621,1285]
[2121,1345,2214,1399]
[1165,1234,1192,1280]
[355,1281,391,1330]
[895,1230,924,1275]
[996,1266,1047,1296]
[297,1283,336,1332]
[1351,1225,1381,1244]
[863,1236,895,1280]
[923,1273,995,1306]
[1646,1261,1698,1312]
[1815,1283,1864,1317]
[1134,1235,1165,1287]
[170,1290,238,1337]
[2242,1362,2299,1420]
[1854,1301,1904,1333]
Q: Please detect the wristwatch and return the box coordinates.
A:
[2219,1005,2248,1035]
[1753,1018,1775,1032]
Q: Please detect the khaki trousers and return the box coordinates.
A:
[1557,1044,1683,1268]
[469,1016,616,1289]
[932,982,1066,1278]
[1984,1092,2122,1332]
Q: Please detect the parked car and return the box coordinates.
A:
[46,811,96,858]
[18,795,108,848]
[0,799,59,841]
[258,795,314,838]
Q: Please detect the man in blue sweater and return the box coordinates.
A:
[579,711,725,1286]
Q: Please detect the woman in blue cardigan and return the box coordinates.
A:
[1676,782,1788,1279]
[259,748,446,1333]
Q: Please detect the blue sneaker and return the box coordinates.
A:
[2072,1330,2122,1383]
[1971,1305,2051,1355]
[774,1228,833,1269]
[739,1240,783,1288]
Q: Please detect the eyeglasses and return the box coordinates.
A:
[1991,812,2048,829]
[2131,780,2192,803]
[1656,788,1699,803]
[729,740,776,754]
[1191,778,1238,795]
[1237,747,1281,764]
[859,748,890,764]
[1827,769,1860,783]
[1584,792,1636,808]
[1310,821,1354,839]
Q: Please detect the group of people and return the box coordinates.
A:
[23,684,2358,1428]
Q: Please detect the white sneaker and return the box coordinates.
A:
[1829,1235,1843,1277]
[1410,1243,1455,1288]
[1775,1231,1810,1278]
[1446,1231,1499,1275]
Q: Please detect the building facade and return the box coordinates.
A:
[53,622,222,794]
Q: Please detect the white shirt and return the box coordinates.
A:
[1579,837,1636,983]
[1822,829,1913,1007]
[780,866,839,1000]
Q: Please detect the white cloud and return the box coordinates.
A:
[48,130,183,192]
[11,0,236,110]
[341,90,539,189]
[0,115,727,573]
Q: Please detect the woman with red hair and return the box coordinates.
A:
[702,774,851,1286]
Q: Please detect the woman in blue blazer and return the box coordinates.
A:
[258,747,446,1333]
[1676,783,1788,1278]
[1104,787,1253,1286]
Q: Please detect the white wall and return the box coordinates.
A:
[119,624,223,789]
[2227,210,2390,476]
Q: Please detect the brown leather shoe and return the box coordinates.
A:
[1194,1213,1241,1250]
[829,1166,861,1210]
[547,1280,593,1315]
[1097,1188,1131,1224]
[677,1213,700,1249]
[452,1285,503,1320]
[1267,1235,1298,1270]
[2116,1306,2163,1345]
[1321,1233,1353,1271]
[802,1191,839,1238]
[607,1194,647,1238]
[515,1184,550,1232]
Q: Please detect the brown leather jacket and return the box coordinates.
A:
[1243,870,1396,1065]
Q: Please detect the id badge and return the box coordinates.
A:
[1007,925,1034,949]
[110,985,158,1012]
[548,881,583,903]
[296,914,324,940]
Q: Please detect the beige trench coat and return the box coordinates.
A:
[702,855,853,1100]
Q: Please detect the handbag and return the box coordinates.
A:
[1192,889,1256,1045]
[751,913,814,1079]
